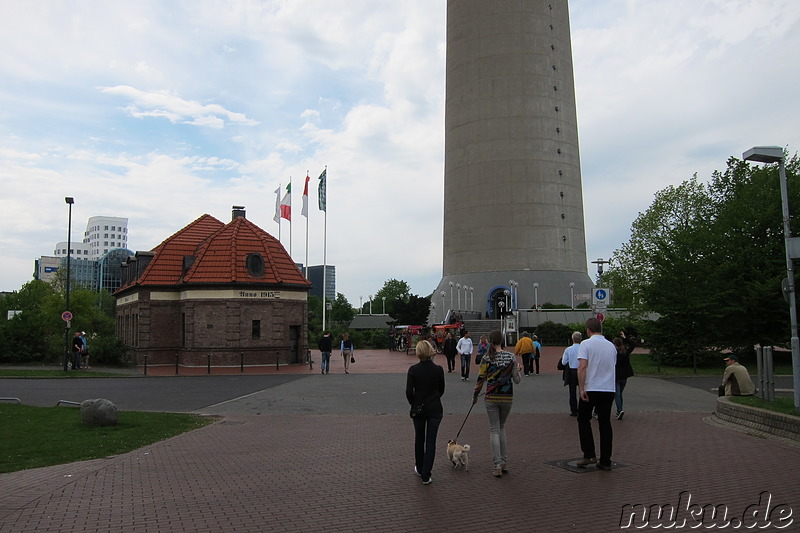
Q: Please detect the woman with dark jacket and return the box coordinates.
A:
[442,332,457,373]
[406,340,445,485]
[612,332,636,420]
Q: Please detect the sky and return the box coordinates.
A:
[1,0,799,306]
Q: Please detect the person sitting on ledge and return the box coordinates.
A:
[720,355,755,397]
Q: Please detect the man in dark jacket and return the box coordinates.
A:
[318,332,332,374]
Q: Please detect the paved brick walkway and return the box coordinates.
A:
[2,348,799,532]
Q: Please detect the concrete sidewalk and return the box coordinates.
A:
[2,349,799,532]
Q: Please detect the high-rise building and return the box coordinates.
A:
[306,265,336,302]
[53,216,129,260]
[433,0,593,320]
[39,215,132,292]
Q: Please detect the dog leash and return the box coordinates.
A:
[455,392,483,440]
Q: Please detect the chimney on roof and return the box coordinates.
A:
[232,206,246,220]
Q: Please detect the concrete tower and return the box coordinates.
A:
[433,0,593,321]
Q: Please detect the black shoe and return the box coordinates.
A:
[597,463,612,471]
[570,412,578,417]
[617,411,625,420]
[576,457,596,467]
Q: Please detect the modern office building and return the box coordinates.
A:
[306,265,336,302]
[433,0,593,319]
[53,216,129,260]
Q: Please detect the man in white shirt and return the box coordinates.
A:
[456,331,474,382]
[561,331,582,416]
[576,318,617,470]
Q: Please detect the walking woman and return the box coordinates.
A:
[406,340,445,485]
[612,331,636,420]
[442,332,457,373]
[340,332,354,374]
[472,329,521,477]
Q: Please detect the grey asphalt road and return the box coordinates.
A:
[2,372,722,416]
[0,374,305,412]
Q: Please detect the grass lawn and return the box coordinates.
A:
[729,396,800,417]
[0,404,215,474]
[631,353,794,377]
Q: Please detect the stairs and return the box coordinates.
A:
[461,319,501,342]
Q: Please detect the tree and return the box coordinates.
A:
[329,293,355,324]
[371,279,411,316]
[607,154,800,365]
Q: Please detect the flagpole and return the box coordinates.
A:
[320,166,328,331]
[287,177,292,257]
[276,183,282,243]
[304,172,309,278]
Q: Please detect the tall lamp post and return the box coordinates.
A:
[63,197,74,372]
[359,296,363,314]
[743,146,800,410]
[368,294,373,315]
[469,287,474,312]
[382,296,386,315]
[440,290,446,322]
[449,281,454,311]
[456,283,461,310]
[533,282,539,310]
[570,282,575,310]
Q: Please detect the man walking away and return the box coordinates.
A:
[318,332,332,374]
[576,318,616,471]
[561,331,582,416]
[456,331,474,381]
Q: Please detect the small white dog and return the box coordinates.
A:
[447,440,470,471]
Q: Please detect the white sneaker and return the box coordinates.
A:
[422,477,433,485]
[414,466,421,477]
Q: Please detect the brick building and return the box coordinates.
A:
[115,208,310,370]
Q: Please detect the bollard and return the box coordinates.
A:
[207,353,211,374]
[766,346,775,402]
[276,354,280,371]
[757,345,764,400]
[143,354,148,376]
[175,352,179,375]
[240,352,244,373]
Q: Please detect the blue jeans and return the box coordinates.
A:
[412,413,442,482]
[485,401,512,468]
[460,354,471,379]
[615,378,628,414]
[320,352,331,373]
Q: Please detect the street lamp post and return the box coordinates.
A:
[463,284,468,312]
[63,197,74,372]
[359,296,363,314]
[431,302,436,322]
[456,283,461,311]
[368,294,373,315]
[469,287,474,312]
[440,290,446,322]
[570,282,575,310]
[533,282,539,310]
[744,146,800,410]
[591,258,610,286]
[382,296,386,315]
[449,281,454,311]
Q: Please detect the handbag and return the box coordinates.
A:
[410,403,424,419]
[351,355,356,363]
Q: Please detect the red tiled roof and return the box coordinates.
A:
[136,214,225,286]
[125,214,309,289]
[184,216,309,286]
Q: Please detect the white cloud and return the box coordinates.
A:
[99,86,259,128]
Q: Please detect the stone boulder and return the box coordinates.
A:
[81,398,119,426]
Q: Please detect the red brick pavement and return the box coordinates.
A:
[140,346,568,376]
[3,347,800,532]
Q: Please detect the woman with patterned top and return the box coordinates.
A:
[472,329,521,477]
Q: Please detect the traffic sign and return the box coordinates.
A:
[574,293,591,301]
[592,288,610,308]
[596,312,605,323]
[61,311,73,322]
